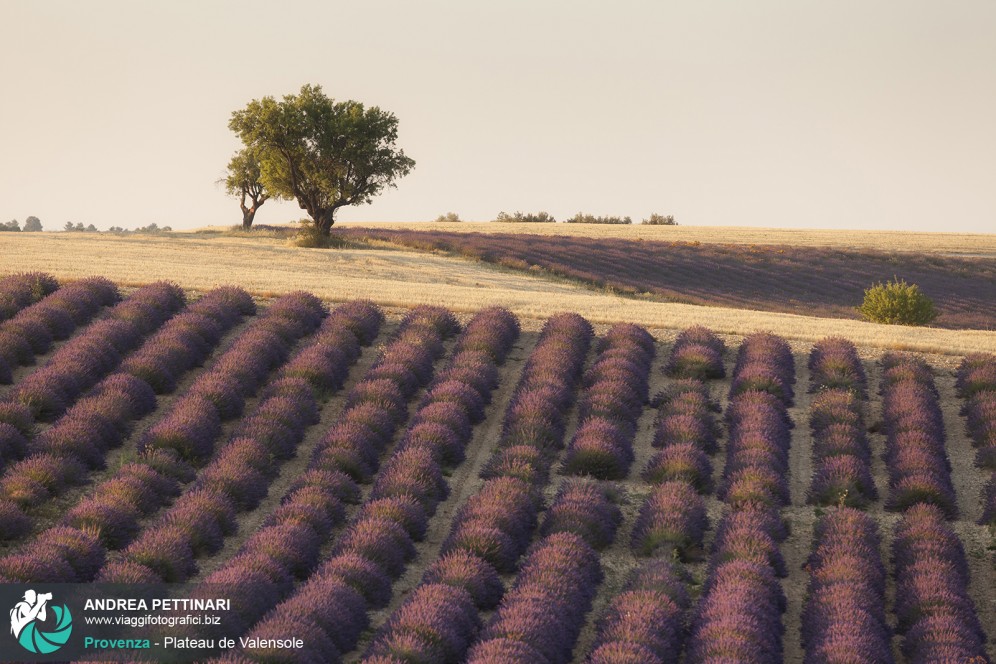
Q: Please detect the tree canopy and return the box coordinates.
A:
[223,148,269,229]
[229,84,415,236]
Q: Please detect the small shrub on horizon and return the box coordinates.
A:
[642,213,677,225]
[565,212,632,225]
[859,277,937,326]
[434,212,461,222]
[493,210,556,223]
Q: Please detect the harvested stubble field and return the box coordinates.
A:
[1,232,995,355]
[0,275,994,663]
[338,221,996,257]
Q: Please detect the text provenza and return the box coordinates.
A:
[84,637,151,649]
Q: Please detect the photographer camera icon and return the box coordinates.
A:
[10,589,54,640]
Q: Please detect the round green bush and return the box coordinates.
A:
[858,278,937,325]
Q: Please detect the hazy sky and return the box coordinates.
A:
[1,1,994,232]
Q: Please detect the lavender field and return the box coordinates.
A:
[339,228,996,330]
[0,274,994,663]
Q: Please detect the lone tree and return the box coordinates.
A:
[23,216,42,232]
[229,84,415,237]
[223,149,270,229]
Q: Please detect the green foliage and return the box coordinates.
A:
[493,211,556,223]
[23,216,42,232]
[0,219,20,232]
[642,213,677,225]
[223,148,270,228]
[859,277,937,325]
[565,212,632,225]
[434,212,461,222]
[229,84,415,236]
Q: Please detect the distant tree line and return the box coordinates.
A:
[0,217,173,234]
[0,216,43,232]
[488,211,677,225]
[107,223,173,234]
[61,222,172,234]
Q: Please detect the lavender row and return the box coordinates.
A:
[6,281,184,422]
[631,480,708,560]
[956,353,996,561]
[465,533,602,664]
[194,307,463,660]
[686,332,796,663]
[446,313,592,567]
[0,276,117,383]
[0,292,322,582]
[0,272,58,322]
[0,287,253,541]
[731,331,796,405]
[718,334,795,509]
[809,336,868,397]
[801,508,892,663]
[587,561,691,664]
[135,292,326,463]
[97,303,382,583]
[646,329,724,492]
[582,329,721,662]
[365,479,610,664]
[468,483,615,664]
[719,397,793,507]
[644,379,718,491]
[447,326,610,664]
[961,354,996,471]
[0,281,184,477]
[663,324,726,380]
[892,504,988,662]
[479,312,593,487]
[541,480,621,551]
[236,308,515,663]
[119,287,256,394]
[354,314,591,664]
[880,353,958,518]
[563,323,655,479]
[807,338,876,507]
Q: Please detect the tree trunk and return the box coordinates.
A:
[242,208,256,229]
[315,209,335,236]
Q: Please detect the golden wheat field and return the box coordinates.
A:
[1,231,994,355]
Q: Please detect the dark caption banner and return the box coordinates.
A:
[1,583,303,662]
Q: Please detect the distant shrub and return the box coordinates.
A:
[0,220,20,232]
[86,223,174,234]
[23,216,42,232]
[493,211,556,223]
[859,277,937,325]
[434,212,461,222]
[565,213,632,225]
[642,213,677,225]
[63,222,99,233]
